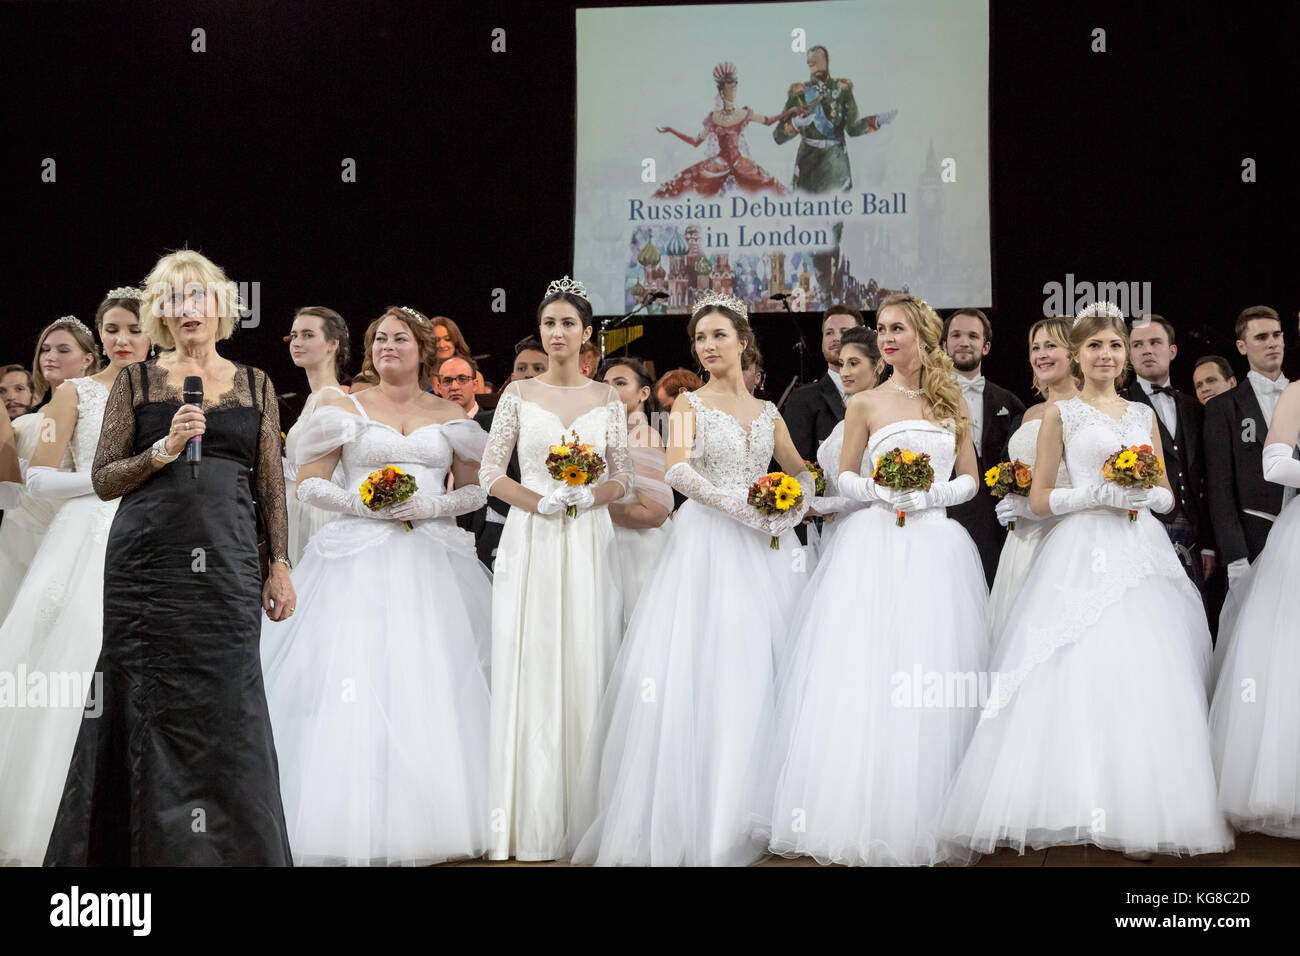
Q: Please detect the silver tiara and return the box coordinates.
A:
[692,289,747,319]
[1073,300,1125,326]
[546,276,589,302]
[50,315,93,337]
[398,306,426,324]
[105,286,143,301]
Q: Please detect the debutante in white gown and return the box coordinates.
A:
[763,419,988,866]
[260,397,493,865]
[0,411,73,621]
[283,386,347,566]
[1209,460,1300,837]
[987,417,1071,640]
[481,377,630,861]
[569,392,807,866]
[0,378,115,865]
[939,398,1232,858]
[611,441,672,628]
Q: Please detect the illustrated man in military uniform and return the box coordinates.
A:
[774,45,897,193]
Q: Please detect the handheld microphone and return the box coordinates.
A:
[647,291,670,300]
[182,376,203,478]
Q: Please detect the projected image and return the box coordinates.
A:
[574,0,991,316]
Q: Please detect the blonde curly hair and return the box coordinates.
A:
[878,293,968,444]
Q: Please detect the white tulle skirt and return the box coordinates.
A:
[612,521,671,628]
[0,493,116,865]
[762,504,989,866]
[987,515,1061,643]
[260,515,492,866]
[1210,496,1300,837]
[568,499,810,866]
[0,495,62,624]
[938,510,1233,859]
[285,478,339,567]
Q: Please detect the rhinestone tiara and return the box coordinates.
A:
[692,289,748,319]
[545,276,589,302]
[105,286,143,301]
[50,315,94,337]
[1073,300,1125,326]
[398,305,426,324]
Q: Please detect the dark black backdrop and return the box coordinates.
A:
[4,0,1296,423]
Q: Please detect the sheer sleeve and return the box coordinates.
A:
[441,418,489,463]
[287,405,364,467]
[628,444,671,511]
[92,363,155,501]
[480,386,520,495]
[603,390,632,495]
[254,369,289,562]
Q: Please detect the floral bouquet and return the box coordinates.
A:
[802,459,826,524]
[545,429,606,517]
[873,447,935,527]
[361,465,418,530]
[984,459,1033,530]
[1102,444,1165,521]
[747,471,805,549]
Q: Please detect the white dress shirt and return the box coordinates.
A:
[1137,375,1177,437]
[827,368,847,408]
[958,374,985,457]
[1247,369,1289,427]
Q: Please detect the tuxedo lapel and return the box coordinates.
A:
[821,373,845,423]
[1236,379,1266,438]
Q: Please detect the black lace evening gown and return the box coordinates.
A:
[45,359,293,865]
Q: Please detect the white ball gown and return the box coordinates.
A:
[481,377,630,861]
[1209,457,1300,837]
[568,392,808,866]
[938,397,1232,858]
[763,418,989,866]
[611,441,673,628]
[0,410,73,621]
[987,417,1071,640]
[283,386,346,565]
[260,396,493,865]
[0,378,115,865]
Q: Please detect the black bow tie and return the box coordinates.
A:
[1150,384,1175,396]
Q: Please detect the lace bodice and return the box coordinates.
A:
[70,377,110,472]
[481,378,631,497]
[1056,398,1155,490]
[684,392,778,494]
[1007,418,1071,490]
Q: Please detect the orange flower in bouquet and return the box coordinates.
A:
[360,465,418,530]
[1102,444,1164,521]
[545,429,606,517]
[984,459,1033,530]
[747,471,805,549]
[873,447,935,527]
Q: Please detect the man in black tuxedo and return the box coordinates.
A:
[781,305,865,462]
[942,308,1025,587]
[1204,305,1290,590]
[1123,315,1211,587]
[460,337,548,569]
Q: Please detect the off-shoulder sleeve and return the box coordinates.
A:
[604,392,632,495]
[254,369,289,562]
[288,405,365,467]
[92,363,156,500]
[441,417,489,463]
[629,444,671,511]
[480,387,521,495]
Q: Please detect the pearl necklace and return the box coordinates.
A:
[890,378,925,400]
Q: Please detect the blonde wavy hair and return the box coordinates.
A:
[140,249,244,350]
[878,293,967,443]
[30,317,102,401]
[1027,316,1077,397]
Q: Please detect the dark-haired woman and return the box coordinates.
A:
[600,357,672,626]
[284,306,350,565]
[480,278,632,862]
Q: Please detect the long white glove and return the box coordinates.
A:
[536,486,571,516]
[559,485,597,514]
[298,476,396,520]
[666,461,806,536]
[1123,485,1174,514]
[25,465,93,500]
[389,484,487,522]
[836,470,886,506]
[886,474,978,512]
[1226,558,1250,588]
[808,495,862,517]
[1049,483,1138,515]
[1262,443,1300,489]
[995,494,1037,527]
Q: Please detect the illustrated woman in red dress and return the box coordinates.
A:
[653,62,804,199]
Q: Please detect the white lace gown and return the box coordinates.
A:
[260,398,493,865]
[612,442,673,628]
[481,378,630,861]
[1209,482,1300,837]
[283,387,347,565]
[762,419,988,866]
[568,392,808,866]
[0,378,116,865]
[0,411,73,621]
[938,397,1232,858]
[987,418,1072,641]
